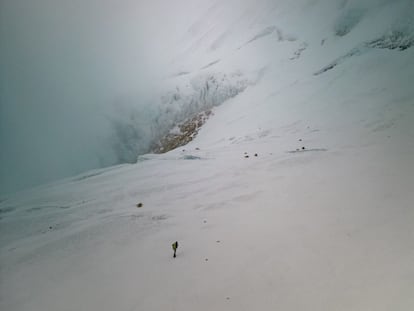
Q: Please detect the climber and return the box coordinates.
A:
[172,241,179,258]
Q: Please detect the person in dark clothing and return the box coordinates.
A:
[172,241,179,258]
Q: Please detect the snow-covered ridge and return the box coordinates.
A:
[110,0,414,162]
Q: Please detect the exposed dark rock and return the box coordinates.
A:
[152,110,212,153]
[290,42,308,60]
[367,31,414,51]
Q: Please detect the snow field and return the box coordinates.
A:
[1,0,414,310]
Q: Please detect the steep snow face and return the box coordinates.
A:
[1,0,414,193]
[110,71,250,163]
[0,2,414,309]
[110,0,414,162]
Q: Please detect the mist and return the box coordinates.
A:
[0,0,208,194]
[2,0,413,194]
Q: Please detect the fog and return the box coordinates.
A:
[0,0,208,194]
[1,0,413,194]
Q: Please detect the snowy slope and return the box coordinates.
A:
[1,0,414,310]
